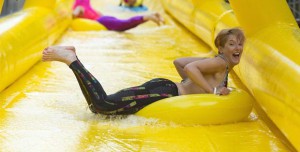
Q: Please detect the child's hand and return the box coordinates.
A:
[219,87,230,95]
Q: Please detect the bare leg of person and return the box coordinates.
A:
[42,46,77,66]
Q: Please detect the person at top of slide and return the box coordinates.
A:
[72,0,164,31]
[42,28,245,115]
[120,0,143,7]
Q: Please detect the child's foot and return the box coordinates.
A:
[42,46,77,66]
[144,12,165,26]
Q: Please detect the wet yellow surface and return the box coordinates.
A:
[0,0,294,151]
[0,0,3,12]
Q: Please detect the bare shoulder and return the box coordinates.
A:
[189,57,226,73]
[192,57,222,66]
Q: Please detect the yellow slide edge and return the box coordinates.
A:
[0,0,73,92]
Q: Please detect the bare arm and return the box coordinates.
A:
[143,13,165,26]
[184,58,223,94]
[173,57,204,80]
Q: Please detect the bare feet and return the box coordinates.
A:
[144,12,165,26]
[42,46,77,66]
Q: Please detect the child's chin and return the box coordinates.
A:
[232,60,240,65]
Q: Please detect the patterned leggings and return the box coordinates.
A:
[69,60,179,115]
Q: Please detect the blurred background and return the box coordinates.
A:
[2,0,300,26]
[0,0,24,17]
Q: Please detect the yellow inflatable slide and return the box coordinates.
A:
[0,0,3,12]
[0,0,298,151]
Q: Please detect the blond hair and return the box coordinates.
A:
[214,28,245,53]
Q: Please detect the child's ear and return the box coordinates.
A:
[218,47,223,54]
